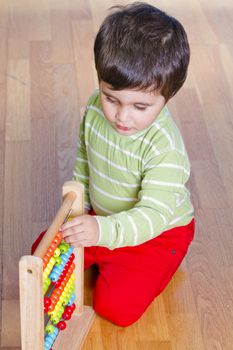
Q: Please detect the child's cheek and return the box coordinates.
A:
[103,105,116,123]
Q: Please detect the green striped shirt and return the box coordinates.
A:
[73,90,194,249]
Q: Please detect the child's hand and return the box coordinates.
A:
[61,215,99,247]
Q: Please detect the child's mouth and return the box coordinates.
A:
[116,124,131,132]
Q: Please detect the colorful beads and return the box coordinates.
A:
[49,246,74,283]
[44,324,58,350]
[43,232,63,269]
[42,233,77,350]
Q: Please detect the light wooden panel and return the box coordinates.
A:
[6,60,30,141]
[51,9,74,63]
[8,0,51,59]
[3,142,32,299]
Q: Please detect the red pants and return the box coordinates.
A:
[32,219,194,327]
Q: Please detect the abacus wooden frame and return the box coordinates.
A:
[19,181,95,350]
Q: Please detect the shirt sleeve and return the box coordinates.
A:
[95,150,191,249]
[72,115,90,211]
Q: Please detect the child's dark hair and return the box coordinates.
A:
[94,2,190,101]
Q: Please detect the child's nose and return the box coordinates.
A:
[116,108,129,123]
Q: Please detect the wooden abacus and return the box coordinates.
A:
[19,181,95,350]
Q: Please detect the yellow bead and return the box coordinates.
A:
[54,248,60,257]
[47,262,53,270]
[57,300,62,307]
[44,266,50,274]
[54,305,61,313]
[63,290,68,298]
[50,257,55,265]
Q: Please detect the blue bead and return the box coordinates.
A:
[68,293,76,305]
[50,271,60,282]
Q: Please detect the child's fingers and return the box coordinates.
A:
[60,217,82,232]
[69,240,87,248]
[63,231,85,242]
[62,225,85,239]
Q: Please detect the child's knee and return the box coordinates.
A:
[93,290,142,327]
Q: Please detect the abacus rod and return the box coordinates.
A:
[33,191,77,259]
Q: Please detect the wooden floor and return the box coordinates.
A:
[0,0,233,349]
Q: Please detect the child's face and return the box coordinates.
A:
[99,81,166,136]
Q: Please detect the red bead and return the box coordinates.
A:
[62,311,71,320]
[63,267,69,274]
[70,303,76,311]
[44,297,51,307]
[65,306,73,314]
[44,305,49,312]
[65,313,72,320]
[69,253,75,261]
[60,271,66,279]
[57,321,67,331]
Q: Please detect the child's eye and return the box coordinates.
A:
[106,96,117,104]
[134,105,147,111]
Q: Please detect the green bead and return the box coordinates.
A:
[63,297,69,305]
[50,315,60,324]
[54,256,62,266]
[58,242,69,254]
[59,306,65,314]
[45,324,55,334]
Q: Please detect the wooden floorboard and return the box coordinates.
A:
[1,0,233,349]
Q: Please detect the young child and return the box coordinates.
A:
[33,2,194,327]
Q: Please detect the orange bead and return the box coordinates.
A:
[58,285,64,293]
[48,247,54,254]
[56,231,63,240]
[43,255,49,263]
[46,251,53,259]
[50,296,58,306]
[54,289,62,297]
[50,243,57,250]
[43,256,50,269]
[63,275,70,284]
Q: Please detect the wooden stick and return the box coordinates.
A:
[33,191,77,259]
[62,181,85,315]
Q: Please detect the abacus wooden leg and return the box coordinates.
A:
[19,256,44,350]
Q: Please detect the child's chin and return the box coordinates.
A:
[116,129,135,135]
